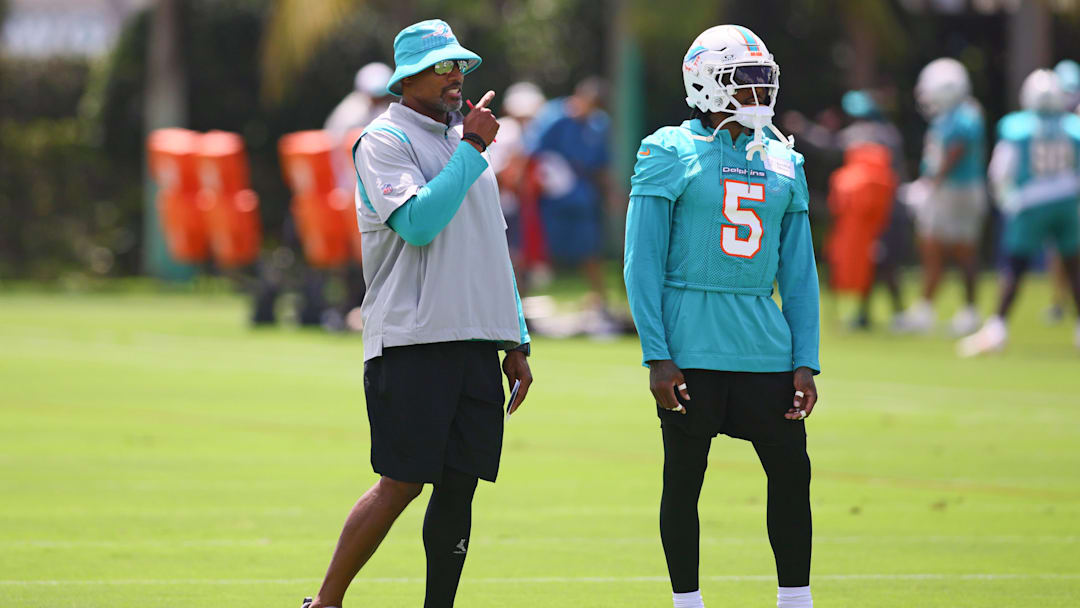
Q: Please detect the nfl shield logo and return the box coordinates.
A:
[381,183,393,195]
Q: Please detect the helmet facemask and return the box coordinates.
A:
[685,56,793,159]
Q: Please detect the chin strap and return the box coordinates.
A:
[688,115,736,143]
[745,122,795,161]
[689,114,796,161]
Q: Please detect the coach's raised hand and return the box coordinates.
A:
[464,90,500,148]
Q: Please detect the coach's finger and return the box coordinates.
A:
[474,90,496,110]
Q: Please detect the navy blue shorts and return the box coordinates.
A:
[364,341,505,483]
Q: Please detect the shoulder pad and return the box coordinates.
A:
[1062,113,1080,140]
[640,125,695,153]
[997,111,1037,141]
[636,126,698,165]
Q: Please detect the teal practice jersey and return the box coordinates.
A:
[624,119,820,374]
[921,100,986,186]
[991,110,1080,212]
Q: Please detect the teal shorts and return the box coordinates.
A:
[1003,200,1080,258]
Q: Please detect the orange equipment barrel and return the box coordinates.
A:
[278,130,356,268]
[826,143,897,296]
[147,128,209,263]
[195,130,262,268]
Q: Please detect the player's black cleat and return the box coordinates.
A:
[301,597,313,608]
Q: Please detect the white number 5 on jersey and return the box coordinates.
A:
[720,179,764,258]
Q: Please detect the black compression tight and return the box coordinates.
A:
[660,426,711,593]
[422,467,479,608]
[660,425,812,592]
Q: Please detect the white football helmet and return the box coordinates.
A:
[915,58,971,118]
[1020,69,1066,113]
[682,24,792,159]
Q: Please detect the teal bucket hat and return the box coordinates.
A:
[386,19,481,97]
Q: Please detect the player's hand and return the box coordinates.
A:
[786,366,818,420]
[463,90,500,147]
[648,359,690,415]
[502,350,532,415]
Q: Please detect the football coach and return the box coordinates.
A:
[303,19,533,608]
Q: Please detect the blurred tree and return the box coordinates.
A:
[143,0,193,279]
[40,0,1080,282]
[0,54,143,280]
[260,0,358,104]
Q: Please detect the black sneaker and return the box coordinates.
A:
[301,598,313,608]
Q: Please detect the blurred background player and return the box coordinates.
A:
[325,62,394,195]
[959,69,1080,356]
[896,58,987,336]
[488,81,547,291]
[325,62,391,327]
[625,25,820,608]
[826,143,898,331]
[786,90,908,329]
[837,91,908,328]
[325,62,394,151]
[252,66,392,330]
[1045,59,1080,323]
[1054,59,1080,111]
[526,76,616,333]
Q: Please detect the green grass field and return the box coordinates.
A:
[2,279,1079,607]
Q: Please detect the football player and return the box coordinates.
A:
[959,69,1080,356]
[624,25,819,608]
[1046,59,1080,322]
[896,58,987,335]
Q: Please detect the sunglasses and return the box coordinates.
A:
[433,60,469,75]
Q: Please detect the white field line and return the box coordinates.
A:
[1,573,1080,586]
[1,535,1078,549]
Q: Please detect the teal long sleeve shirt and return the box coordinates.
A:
[624,122,820,374]
[624,194,820,373]
[387,141,487,246]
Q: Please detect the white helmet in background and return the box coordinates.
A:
[355,62,392,98]
[682,24,792,159]
[915,58,971,118]
[503,81,546,119]
[1020,69,1066,113]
